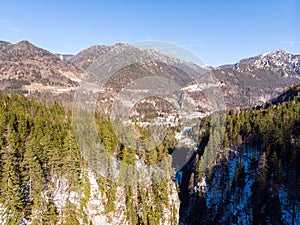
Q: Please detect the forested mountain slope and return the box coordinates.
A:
[179,85,300,224]
[0,93,179,225]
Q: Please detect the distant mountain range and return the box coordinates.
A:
[0,40,299,111]
[214,49,300,107]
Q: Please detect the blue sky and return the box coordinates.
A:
[0,0,299,66]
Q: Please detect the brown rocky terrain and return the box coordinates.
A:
[0,40,299,113]
[214,49,300,108]
[0,40,84,92]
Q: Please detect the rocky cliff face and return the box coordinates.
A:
[50,169,180,225]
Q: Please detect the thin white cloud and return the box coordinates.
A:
[8,27,21,33]
[0,19,21,33]
[282,41,300,48]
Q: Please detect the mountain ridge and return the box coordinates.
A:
[0,40,84,93]
[0,40,299,111]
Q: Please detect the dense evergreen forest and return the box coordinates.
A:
[0,93,82,224]
[180,90,300,224]
[0,93,178,225]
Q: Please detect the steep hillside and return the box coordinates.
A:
[270,83,300,105]
[0,40,83,92]
[179,85,300,224]
[214,49,300,108]
[0,41,12,51]
[0,93,180,225]
[69,44,113,69]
